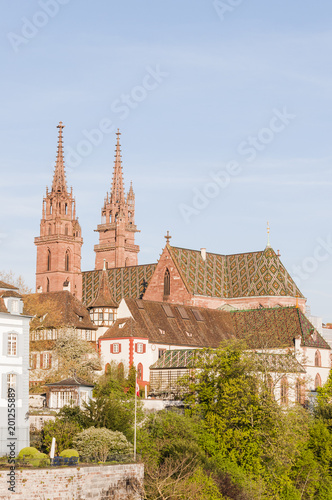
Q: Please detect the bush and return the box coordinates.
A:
[60,449,79,458]
[18,447,40,459]
[18,447,50,467]
[74,427,133,462]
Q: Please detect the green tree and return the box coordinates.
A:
[42,419,82,453]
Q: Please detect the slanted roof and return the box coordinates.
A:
[150,348,306,373]
[100,299,330,351]
[0,297,7,313]
[23,291,97,331]
[150,349,198,369]
[82,263,157,305]
[230,306,330,350]
[46,375,94,388]
[168,245,303,299]
[0,290,22,299]
[100,299,236,348]
[0,281,19,291]
[88,269,118,308]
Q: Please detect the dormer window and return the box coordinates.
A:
[11,300,19,314]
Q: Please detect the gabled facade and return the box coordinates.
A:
[23,291,97,385]
[143,243,306,312]
[94,131,140,270]
[0,281,30,455]
[35,122,83,299]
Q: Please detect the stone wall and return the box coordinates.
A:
[0,463,144,500]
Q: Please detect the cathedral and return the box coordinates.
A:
[26,122,330,399]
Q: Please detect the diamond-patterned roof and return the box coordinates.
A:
[82,263,157,306]
[168,245,303,299]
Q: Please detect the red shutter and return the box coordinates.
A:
[40,353,44,369]
[49,354,52,369]
[110,344,113,354]
[135,343,138,353]
[143,344,146,353]
[118,344,121,353]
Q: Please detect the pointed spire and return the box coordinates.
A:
[111,129,125,203]
[52,122,67,193]
[266,221,271,247]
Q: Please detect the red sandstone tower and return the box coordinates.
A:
[35,122,83,299]
[94,131,139,270]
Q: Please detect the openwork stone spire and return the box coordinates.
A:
[52,121,67,193]
[111,129,125,204]
[94,130,140,270]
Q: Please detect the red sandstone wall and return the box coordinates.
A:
[143,247,192,304]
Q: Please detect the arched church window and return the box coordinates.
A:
[65,203,68,215]
[47,250,51,271]
[65,225,69,236]
[164,268,170,296]
[50,203,52,215]
[46,278,50,293]
[65,250,70,272]
[48,225,51,235]
[315,373,322,390]
[315,350,321,367]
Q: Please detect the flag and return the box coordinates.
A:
[136,379,140,397]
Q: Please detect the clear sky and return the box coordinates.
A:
[1,1,332,321]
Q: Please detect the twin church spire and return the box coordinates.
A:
[35,123,140,299]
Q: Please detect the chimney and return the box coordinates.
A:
[200,248,206,261]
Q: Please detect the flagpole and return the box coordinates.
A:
[134,379,137,461]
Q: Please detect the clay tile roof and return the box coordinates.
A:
[0,297,7,313]
[100,299,236,348]
[0,290,22,299]
[100,299,330,352]
[168,245,303,299]
[23,291,97,331]
[88,269,118,308]
[0,281,18,291]
[46,375,94,387]
[230,306,330,349]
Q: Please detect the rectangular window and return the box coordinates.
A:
[43,353,51,369]
[29,353,37,369]
[113,343,120,354]
[162,304,175,318]
[7,374,16,391]
[177,306,190,320]
[192,309,204,321]
[136,343,145,353]
[99,312,103,321]
[11,300,19,314]
[158,348,166,359]
[7,334,17,356]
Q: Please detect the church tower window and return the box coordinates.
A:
[164,268,170,296]
[65,250,70,272]
[47,250,51,271]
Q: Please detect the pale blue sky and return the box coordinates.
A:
[1,1,332,320]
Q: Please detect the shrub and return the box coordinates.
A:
[60,449,79,458]
[18,448,50,467]
[18,447,40,459]
[74,427,133,462]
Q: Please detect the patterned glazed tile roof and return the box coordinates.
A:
[168,245,303,299]
[82,263,157,306]
[230,306,330,349]
[23,291,97,331]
